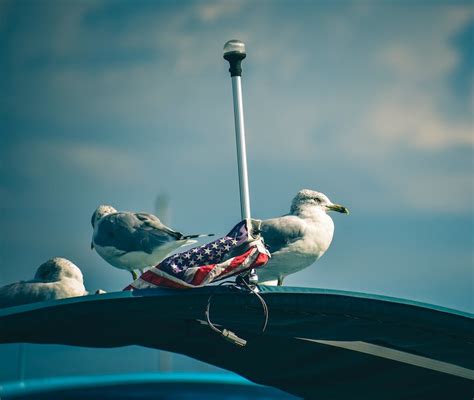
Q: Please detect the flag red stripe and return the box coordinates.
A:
[253,252,269,268]
[229,248,254,268]
[190,264,215,285]
[142,270,189,289]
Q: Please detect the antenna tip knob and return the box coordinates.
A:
[223,40,246,56]
[223,40,246,77]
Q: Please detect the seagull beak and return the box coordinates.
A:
[327,204,349,214]
[90,242,95,250]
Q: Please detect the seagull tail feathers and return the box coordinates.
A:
[259,279,279,286]
[182,233,215,239]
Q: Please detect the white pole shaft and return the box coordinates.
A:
[230,76,251,220]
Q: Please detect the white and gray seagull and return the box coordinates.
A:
[91,205,214,280]
[0,257,87,308]
[255,189,349,286]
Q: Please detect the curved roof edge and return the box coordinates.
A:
[0,286,471,319]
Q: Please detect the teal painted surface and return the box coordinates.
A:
[0,372,253,397]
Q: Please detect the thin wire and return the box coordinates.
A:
[204,278,269,339]
[239,279,269,333]
[205,293,223,335]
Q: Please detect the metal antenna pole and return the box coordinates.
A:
[224,40,258,287]
[223,40,251,221]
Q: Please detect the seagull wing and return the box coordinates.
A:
[94,212,182,254]
[0,281,53,308]
[0,280,86,308]
[260,215,306,254]
[134,213,183,239]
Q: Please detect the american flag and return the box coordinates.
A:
[124,219,270,290]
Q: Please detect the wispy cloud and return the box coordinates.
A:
[2,0,472,214]
[368,94,473,150]
[3,138,144,184]
[197,0,248,22]
[367,5,473,151]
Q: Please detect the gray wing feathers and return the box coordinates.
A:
[260,215,305,254]
[94,212,181,253]
[0,282,59,308]
[135,213,183,239]
[0,281,86,308]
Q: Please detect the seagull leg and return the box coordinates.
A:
[131,270,138,281]
[277,277,284,286]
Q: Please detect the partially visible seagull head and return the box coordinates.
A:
[91,205,117,228]
[290,189,349,215]
[34,257,84,284]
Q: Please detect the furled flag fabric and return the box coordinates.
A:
[124,219,270,290]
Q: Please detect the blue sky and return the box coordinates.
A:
[0,0,472,380]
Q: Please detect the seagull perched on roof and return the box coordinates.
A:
[0,258,87,308]
[255,189,349,286]
[91,205,214,280]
